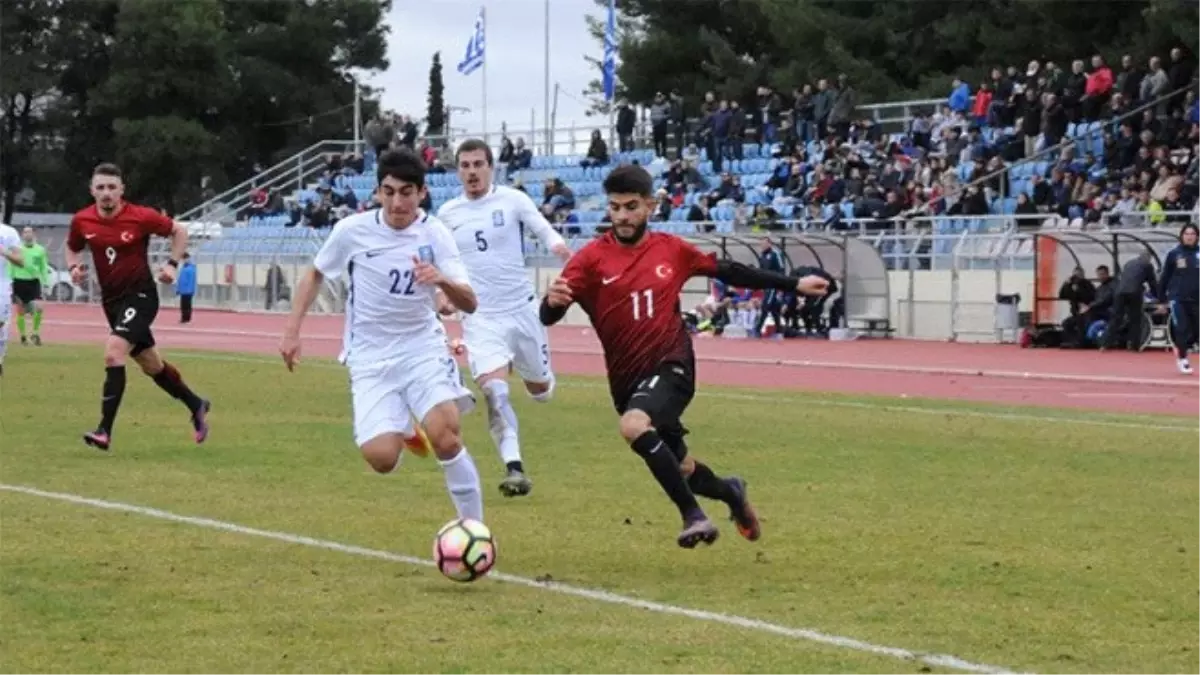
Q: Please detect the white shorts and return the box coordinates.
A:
[349,352,476,448]
[462,301,553,384]
[0,298,10,326]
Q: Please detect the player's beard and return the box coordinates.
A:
[612,219,647,245]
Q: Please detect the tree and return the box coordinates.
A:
[426,52,446,137]
[92,0,231,212]
[1,0,392,214]
[587,0,1199,112]
[0,0,79,222]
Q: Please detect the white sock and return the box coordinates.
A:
[439,448,484,522]
[481,379,522,467]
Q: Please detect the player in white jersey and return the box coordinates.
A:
[437,139,572,498]
[279,149,487,524]
[0,224,26,377]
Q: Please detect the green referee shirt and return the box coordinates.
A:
[9,243,48,284]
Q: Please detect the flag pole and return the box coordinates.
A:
[481,5,488,143]
[543,0,551,156]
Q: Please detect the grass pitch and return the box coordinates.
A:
[1,345,1196,673]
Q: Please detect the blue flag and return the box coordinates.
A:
[457,7,485,76]
[602,0,616,101]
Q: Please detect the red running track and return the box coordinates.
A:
[36,302,1199,417]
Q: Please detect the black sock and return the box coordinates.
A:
[99,365,127,433]
[687,462,739,507]
[152,362,203,413]
[505,460,524,473]
[630,430,702,519]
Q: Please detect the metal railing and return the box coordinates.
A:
[176,139,365,224]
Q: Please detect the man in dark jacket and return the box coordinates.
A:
[1103,251,1158,350]
[1158,223,1199,373]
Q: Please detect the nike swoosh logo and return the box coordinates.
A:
[365,251,385,258]
[602,276,620,285]
[84,234,97,239]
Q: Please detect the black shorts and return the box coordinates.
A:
[11,279,41,304]
[103,292,160,356]
[619,360,696,440]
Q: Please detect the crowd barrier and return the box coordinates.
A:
[15,215,1195,343]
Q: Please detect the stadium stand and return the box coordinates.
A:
[195,51,1197,278]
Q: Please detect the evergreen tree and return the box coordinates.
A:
[426,52,446,138]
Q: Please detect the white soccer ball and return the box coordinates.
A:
[432,517,496,582]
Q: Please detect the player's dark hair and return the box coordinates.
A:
[376,148,427,188]
[455,139,494,166]
[93,163,122,179]
[603,165,654,198]
[1179,223,1198,242]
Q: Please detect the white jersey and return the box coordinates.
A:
[0,224,20,301]
[438,185,565,314]
[313,209,471,368]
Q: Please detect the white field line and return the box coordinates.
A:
[136,348,1198,434]
[50,320,1199,390]
[0,483,1018,675]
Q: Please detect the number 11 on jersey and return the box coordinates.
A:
[631,289,653,320]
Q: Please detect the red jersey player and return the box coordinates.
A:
[538,165,829,548]
[65,163,211,451]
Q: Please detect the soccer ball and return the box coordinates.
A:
[433,518,496,582]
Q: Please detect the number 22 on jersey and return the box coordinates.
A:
[388,268,417,296]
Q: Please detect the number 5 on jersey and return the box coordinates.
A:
[631,289,654,320]
[474,230,488,252]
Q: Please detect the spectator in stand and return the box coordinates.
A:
[828,74,858,140]
[793,85,815,144]
[418,140,437,168]
[510,137,533,174]
[710,100,732,173]
[615,101,636,152]
[398,115,419,148]
[1063,59,1088,121]
[728,100,747,160]
[687,195,713,232]
[1141,56,1171,112]
[363,113,394,157]
[541,177,575,212]
[303,188,334,228]
[756,85,783,149]
[971,83,992,126]
[498,136,515,178]
[948,78,971,115]
[1081,55,1114,121]
[1041,92,1068,147]
[581,129,609,167]
[649,92,670,157]
[1168,48,1195,111]
[709,172,743,204]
